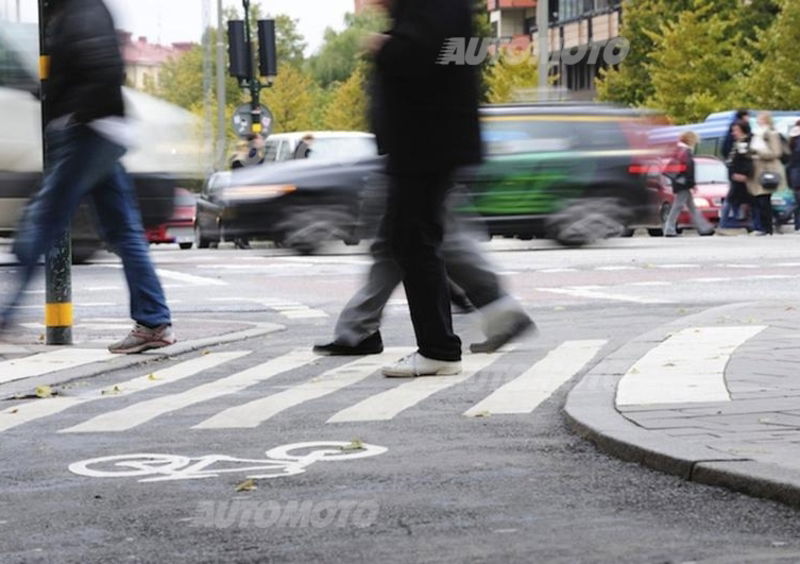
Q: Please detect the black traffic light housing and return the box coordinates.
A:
[257,20,278,78]
[227,20,251,80]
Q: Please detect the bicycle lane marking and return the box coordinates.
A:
[68,441,389,483]
[193,348,414,430]
[0,352,251,432]
[60,349,318,433]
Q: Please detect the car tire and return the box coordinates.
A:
[179,242,193,250]
[194,224,210,249]
[549,197,628,248]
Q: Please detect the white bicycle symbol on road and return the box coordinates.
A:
[68,441,388,483]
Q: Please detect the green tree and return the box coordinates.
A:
[323,63,369,131]
[644,1,746,123]
[741,0,800,109]
[484,49,539,104]
[308,11,386,88]
[261,63,318,132]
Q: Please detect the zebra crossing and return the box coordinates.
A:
[0,341,608,434]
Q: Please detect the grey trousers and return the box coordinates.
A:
[664,190,713,236]
[333,216,525,346]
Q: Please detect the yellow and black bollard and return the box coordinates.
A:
[39,0,73,345]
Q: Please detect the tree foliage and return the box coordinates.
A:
[484,50,539,104]
[261,63,318,133]
[323,63,369,131]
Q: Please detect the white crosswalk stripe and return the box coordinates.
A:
[61,350,315,433]
[0,352,250,432]
[328,352,502,423]
[464,340,606,416]
[616,326,766,406]
[193,348,413,430]
[0,349,115,385]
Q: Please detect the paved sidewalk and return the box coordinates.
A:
[0,317,284,399]
[566,301,800,508]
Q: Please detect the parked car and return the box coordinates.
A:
[260,132,377,164]
[639,156,731,236]
[196,104,658,253]
[146,188,197,249]
[0,21,207,262]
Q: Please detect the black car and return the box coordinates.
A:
[196,104,658,253]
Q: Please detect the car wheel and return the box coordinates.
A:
[179,242,193,250]
[194,224,210,249]
[549,197,628,248]
[277,207,355,256]
[620,228,635,238]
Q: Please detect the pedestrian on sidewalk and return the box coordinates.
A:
[721,109,750,160]
[721,121,755,231]
[0,0,175,354]
[747,112,786,236]
[663,131,715,237]
[359,0,484,377]
[313,189,535,358]
[786,121,800,233]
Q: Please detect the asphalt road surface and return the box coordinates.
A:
[2,234,800,563]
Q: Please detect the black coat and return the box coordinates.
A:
[372,0,482,174]
[45,0,125,125]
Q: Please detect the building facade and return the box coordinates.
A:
[487,0,623,99]
[354,0,383,14]
[118,31,194,91]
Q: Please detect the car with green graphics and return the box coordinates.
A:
[206,103,659,253]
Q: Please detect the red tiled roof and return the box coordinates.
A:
[117,30,194,67]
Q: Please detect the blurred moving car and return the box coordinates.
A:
[0,22,207,262]
[197,104,658,253]
[640,156,730,236]
[146,188,197,249]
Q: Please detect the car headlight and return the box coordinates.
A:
[223,184,297,201]
[693,197,711,208]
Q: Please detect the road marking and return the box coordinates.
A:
[717,264,758,269]
[0,349,115,385]
[776,262,800,268]
[691,277,729,283]
[61,350,313,433]
[742,275,795,281]
[537,287,669,304]
[537,268,578,273]
[626,281,671,287]
[595,266,640,271]
[652,264,700,269]
[616,326,767,406]
[156,269,228,287]
[327,353,502,423]
[0,352,249,432]
[194,348,414,429]
[464,340,606,416]
[211,297,328,319]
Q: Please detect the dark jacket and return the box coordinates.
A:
[372,0,482,174]
[668,144,696,192]
[788,135,800,189]
[45,0,125,125]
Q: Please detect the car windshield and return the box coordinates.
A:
[481,116,630,155]
[696,161,728,184]
[308,137,377,161]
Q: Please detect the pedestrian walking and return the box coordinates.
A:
[663,132,715,237]
[313,190,534,357]
[786,121,800,232]
[720,118,754,230]
[721,109,750,159]
[747,112,787,236]
[360,0,484,377]
[0,0,175,354]
[726,121,755,230]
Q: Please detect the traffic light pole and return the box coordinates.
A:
[241,0,263,134]
[38,0,73,345]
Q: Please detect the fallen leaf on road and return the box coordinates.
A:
[340,439,365,452]
[101,385,122,396]
[472,411,491,418]
[35,386,53,399]
[38,334,44,342]
[554,306,566,311]
[201,350,210,356]
[147,373,159,381]
[10,409,18,414]
[663,362,676,367]
[235,479,257,492]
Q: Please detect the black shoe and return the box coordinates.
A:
[470,315,536,354]
[313,332,383,356]
[450,291,475,314]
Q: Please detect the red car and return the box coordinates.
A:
[642,156,730,236]
[146,188,197,249]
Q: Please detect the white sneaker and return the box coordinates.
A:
[382,353,462,378]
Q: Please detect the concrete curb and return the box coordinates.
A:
[0,319,285,399]
[564,301,800,508]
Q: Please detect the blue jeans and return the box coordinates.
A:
[7,124,170,327]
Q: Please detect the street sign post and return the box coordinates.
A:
[232,103,273,138]
[38,0,73,345]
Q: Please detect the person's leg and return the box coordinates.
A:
[751,194,764,232]
[664,191,688,236]
[384,171,461,362]
[686,192,713,234]
[328,238,402,347]
[89,164,171,329]
[719,199,733,228]
[2,126,123,325]
[764,194,774,235]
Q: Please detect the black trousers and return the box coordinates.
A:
[753,194,774,234]
[379,170,462,361]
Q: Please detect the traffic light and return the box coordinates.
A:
[227,20,251,80]
[257,20,278,79]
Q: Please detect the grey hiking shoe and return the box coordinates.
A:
[108,323,176,354]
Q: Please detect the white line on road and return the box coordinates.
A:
[626,281,671,287]
[537,268,578,273]
[0,352,249,433]
[193,348,414,429]
[595,266,640,271]
[0,349,115,385]
[61,350,311,433]
[537,287,670,304]
[616,326,766,406]
[156,269,228,287]
[327,352,503,423]
[464,340,606,416]
[652,264,700,269]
